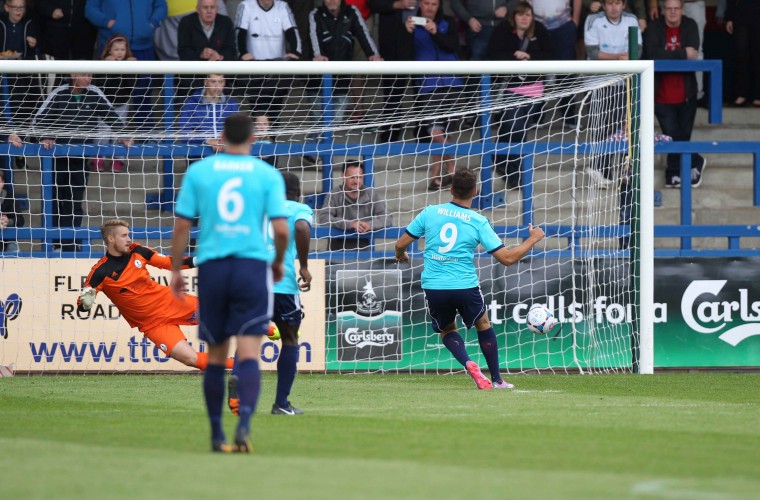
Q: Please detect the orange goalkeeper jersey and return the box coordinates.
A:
[78,244,196,332]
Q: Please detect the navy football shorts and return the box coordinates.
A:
[423,287,486,333]
[197,257,272,345]
[272,293,303,326]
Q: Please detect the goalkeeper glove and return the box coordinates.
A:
[79,287,96,310]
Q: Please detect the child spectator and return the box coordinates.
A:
[93,34,137,173]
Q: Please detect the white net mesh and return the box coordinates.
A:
[0,61,649,374]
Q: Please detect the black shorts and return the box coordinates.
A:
[423,287,486,333]
[272,293,302,326]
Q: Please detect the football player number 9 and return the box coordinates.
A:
[218,177,244,222]
[438,223,458,253]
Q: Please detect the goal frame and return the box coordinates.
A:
[0,59,655,374]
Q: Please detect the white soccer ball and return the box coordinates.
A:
[526,305,558,335]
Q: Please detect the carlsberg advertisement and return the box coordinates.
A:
[325,258,760,370]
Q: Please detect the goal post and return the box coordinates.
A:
[0,59,653,375]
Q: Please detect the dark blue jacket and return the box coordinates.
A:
[401,13,463,93]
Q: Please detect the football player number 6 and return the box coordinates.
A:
[218,177,244,222]
[438,223,458,253]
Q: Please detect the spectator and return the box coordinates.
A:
[155,0,228,61]
[486,0,553,190]
[531,0,581,127]
[33,73,132,251]
[86,0,168,130]
[583,0,641,187]
[235,0,301,122]
[93,34,137,173]
[320,160,391,250]
[179,74,240,152]
[1,0,40,168]
[0,164,25,253]
[1,0,39,60]
[725,0,760,107]
[36,0,96,60]
[308,0,381,124]
[178,0,235,61]
[177,0,236,95]
[370,0,413,142]
[286,0,317,61]
[345,0,376,119]
[252,112,277,165]
[449,0,506,60]
[584,0,640,61]
[644,0,705,188]
[400,0,464,190]
[585,0,647,32]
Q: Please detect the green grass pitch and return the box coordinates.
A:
[1,373,758,499]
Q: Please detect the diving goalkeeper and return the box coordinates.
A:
[77,218,232,370]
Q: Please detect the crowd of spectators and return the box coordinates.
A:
[0,0,756,252]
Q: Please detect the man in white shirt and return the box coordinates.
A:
[584,0,641,60]
[234,0,302,122]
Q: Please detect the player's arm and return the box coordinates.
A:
[491,224,545,266]
[77,264,105,312]
[394,232,417,263]
[271,217,289,282]
[145,246,195,271]
[170,217,193,296]
[295,219,312,291]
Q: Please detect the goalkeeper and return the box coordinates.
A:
[77,218,232,371]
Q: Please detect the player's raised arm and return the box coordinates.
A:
[491,223,545,266]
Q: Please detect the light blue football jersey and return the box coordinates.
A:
[405,202,504,290]
[175,153,287,265]
[272,200,314,295]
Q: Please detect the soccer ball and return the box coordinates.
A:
[267,323,281,340]
[266,323,301,341]
[526,305,558,335]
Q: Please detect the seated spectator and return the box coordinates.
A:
[178,74,240,152]
[36,0,96,60]
[86,0,168,129]
[486,1,553,190]
[155,0,228,61]
[177,0,236,95]
[93,34,137,173]
[644,0,705,188]
[399,0,464,190]
[235,0,301,122]
[0,161,25,253]
[585,0,648,32]
[33,73,132,252]
[320,160,392,251]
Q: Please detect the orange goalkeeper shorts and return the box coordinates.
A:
[142,293,199,355]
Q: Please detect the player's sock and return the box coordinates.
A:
[235,359,261,435]
[477,327,502,382]
[203,364,226,443]
[195,352,208,371]
[275,344,299,408]
[225,357,234,369]
[442,332,471,367]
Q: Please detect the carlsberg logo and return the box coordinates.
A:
[682,280,760,346]
[343,328,395,349]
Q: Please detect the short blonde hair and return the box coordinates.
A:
[101,218,130,242]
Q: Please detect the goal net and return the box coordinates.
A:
[0,60,653,375]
